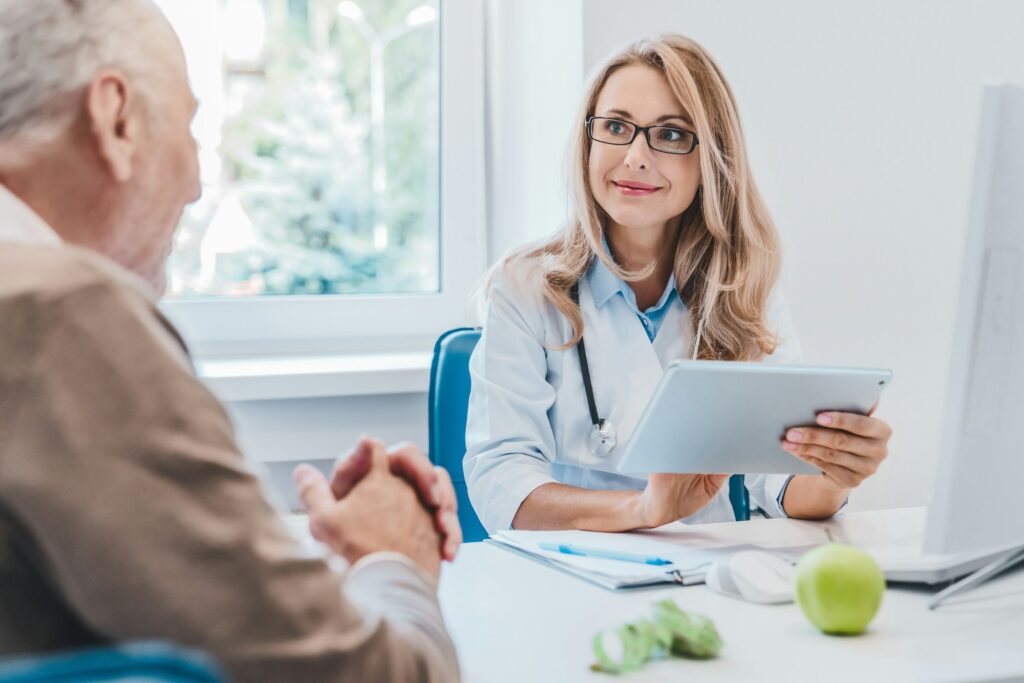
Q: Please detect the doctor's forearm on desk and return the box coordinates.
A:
[511,474,730,531]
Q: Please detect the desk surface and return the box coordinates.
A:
[437,508,1024,683]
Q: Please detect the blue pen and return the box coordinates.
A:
[538,542,673,566]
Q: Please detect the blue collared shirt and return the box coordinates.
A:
[587,255,678,343]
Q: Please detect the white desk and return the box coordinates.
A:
[437,508,1024,683]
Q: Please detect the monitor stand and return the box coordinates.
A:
[928,546,1024,610]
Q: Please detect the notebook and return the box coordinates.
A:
[488,529,751,590]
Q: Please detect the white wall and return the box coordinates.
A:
[583,0,1024,511]
[229,394,428,465]
[485,0,584,260]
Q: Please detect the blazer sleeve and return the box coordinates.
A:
[3,278,459,683]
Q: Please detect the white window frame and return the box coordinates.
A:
[161,0,487,360]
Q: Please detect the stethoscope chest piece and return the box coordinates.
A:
[586,419,617,457]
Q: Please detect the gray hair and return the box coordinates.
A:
[0,0,173,161]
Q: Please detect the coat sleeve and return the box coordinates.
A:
[464,270,560,533]
[746,287,804,518]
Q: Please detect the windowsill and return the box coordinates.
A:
[195,351,433,402]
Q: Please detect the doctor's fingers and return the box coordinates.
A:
[387,442,443,508]
[816,411,893,440]
[785,427,887,461]
[330,437,377,499]
[785,442,881,477]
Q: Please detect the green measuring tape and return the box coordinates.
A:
[591,599,723,675]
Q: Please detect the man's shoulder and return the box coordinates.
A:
[0,241,161,313]
[0,243,151,303]
[0,240,124,288]
[0,243,187,359]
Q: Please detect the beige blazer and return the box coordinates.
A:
[0,242,459,682]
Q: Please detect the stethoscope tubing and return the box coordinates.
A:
[570,282,617,457]
[570,282,603,427]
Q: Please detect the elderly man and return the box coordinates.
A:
[0,1,462,681]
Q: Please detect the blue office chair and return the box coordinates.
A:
[0,642,226,682]
[427,328,749,544]
[728,472,750,522]
[428,328,489,543]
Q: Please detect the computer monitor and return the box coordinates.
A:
[924,84,1024,562]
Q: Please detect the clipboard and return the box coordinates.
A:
[488,529,752,590]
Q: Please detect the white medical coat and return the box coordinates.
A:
[464,258,804,532]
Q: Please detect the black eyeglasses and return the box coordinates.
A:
[586,116,699,155]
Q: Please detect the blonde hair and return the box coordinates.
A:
[490,34,781,361]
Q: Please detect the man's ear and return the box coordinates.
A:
[85,69,143,183]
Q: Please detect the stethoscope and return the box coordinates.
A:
[570,279,706,458]
[570,282,618,457]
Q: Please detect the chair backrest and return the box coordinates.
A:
[729,473,750,522]
[0,642,225,682]
[428,328,489,542]
[427,328,750,542]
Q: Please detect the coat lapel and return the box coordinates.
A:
[580,280,690,471]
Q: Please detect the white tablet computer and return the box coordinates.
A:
[615,361,892,475]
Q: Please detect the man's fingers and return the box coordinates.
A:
[293,464,337,536]
[434,466,458,514]
[433,468,462,561]
[388,442,441,507]
[362,439,462,561]
[437,508,462,561]
[390,448,462,561]
[330,437,375,499]
[364,438,393,476]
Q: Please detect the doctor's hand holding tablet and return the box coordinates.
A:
[463,34,893,534]
[780,406,893,505]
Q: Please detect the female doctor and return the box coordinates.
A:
[464,35,893,533]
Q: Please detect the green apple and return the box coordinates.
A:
[794,543,886,635]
